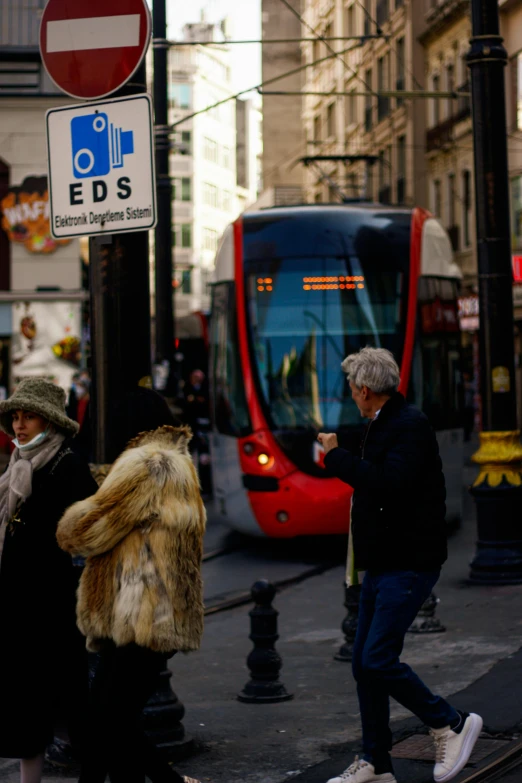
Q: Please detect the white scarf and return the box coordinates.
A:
[0,431,66,550]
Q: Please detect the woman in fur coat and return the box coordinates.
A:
[57,424,206,783]
[0,379,98,783]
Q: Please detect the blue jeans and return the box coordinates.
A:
[352,570,458,770]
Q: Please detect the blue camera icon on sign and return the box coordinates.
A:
[71,113,134,179]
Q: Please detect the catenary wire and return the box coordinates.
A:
[168,41,363,131]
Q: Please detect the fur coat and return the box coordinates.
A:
[57,426,206,654]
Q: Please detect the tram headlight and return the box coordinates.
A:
[276,511,289,523]
[257,453,270,466]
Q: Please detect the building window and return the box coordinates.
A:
[396,38,405,107]
[203,182,219,208]
[328,181,339,202]
[173,225,192,248]
[511,52,522,131]
[327,102,336,137]
[203,227,219,252]
[378,147,391,203]
[365,160,374,200]
[222,190,233,212]
[376,0,388,27]
[432,74,440,126]
[181,131,191,155]
[445,62,455,119]
[181,270,192,294]
[222,146,232,168]
[447,172,455,227]
[169,83,191,109]
[314,113,321,142]
[377,56,389,121]
[173,177,191,202]
[463,170,472,247]
[512,176,522,248]
[346,88,357,125]
[346,4,355,36]
[396,134,406,204]
[432,179,441,217]
[365,68,373,131]
[204,137,219,163]
[364,0,371,36]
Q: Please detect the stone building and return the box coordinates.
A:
[260,0,305,206]
[301,0,426,206]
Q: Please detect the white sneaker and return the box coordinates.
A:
[430,712,483,782]
[326,756,397,783]
[182,777,202,783]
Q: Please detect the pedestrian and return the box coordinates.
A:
[318,347,482,783]
[57,423,206,783]
[0,378,98,783]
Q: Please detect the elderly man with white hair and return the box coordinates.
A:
[318,347,481,783]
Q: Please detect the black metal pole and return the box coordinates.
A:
[89,62,152,464]
[467,0,522,583]
[152,0,175,396]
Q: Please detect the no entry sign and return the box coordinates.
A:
[40,0,151,100]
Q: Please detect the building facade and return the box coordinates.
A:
[236,97,263,214]
[169,21,239,316]
[260,0,305,206]
[301,0,426,206]
[420,0,474,288]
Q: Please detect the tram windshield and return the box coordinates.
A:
[245,257,405,431]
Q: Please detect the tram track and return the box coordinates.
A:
[456,737,522,783]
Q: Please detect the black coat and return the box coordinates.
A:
[324,393,447,572]
[0,441,98,759]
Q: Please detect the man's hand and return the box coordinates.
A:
[317,432,338,455]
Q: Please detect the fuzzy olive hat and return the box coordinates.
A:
[0,378,80,437]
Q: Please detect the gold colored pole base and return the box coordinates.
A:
[472,430,522,487]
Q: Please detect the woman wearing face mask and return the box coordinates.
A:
[0,378,98,783]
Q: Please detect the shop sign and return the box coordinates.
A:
[0,175,71,254]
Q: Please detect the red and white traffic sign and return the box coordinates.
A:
[40,0,151,101]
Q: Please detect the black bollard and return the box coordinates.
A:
[238,580,293,703]
[142,655,195,760]
[408,592,446,634]
[334,582,362,662]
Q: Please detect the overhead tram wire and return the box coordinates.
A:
[277,0,378,96]
[168,41,365,131]
[170,35,385,45]
[259,89,470,99]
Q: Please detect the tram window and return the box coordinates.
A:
[244,256,405,431]
[210,283,251,437]
[411,276,462,431]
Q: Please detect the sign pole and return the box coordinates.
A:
[467,0,522,583]
[88,62,152,464]
[152,0,176,396]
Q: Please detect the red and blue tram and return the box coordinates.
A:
[209,204,463,537]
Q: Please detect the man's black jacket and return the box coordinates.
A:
[324,392,447,572]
